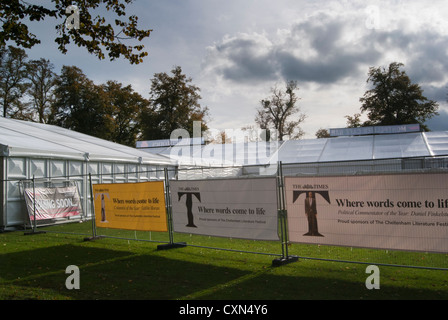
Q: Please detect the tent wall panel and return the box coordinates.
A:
[0,118,175,231]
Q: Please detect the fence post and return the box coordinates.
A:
[24,175,46,235]
[272,161,298,266]
[83,173,104,241]
[32,175,36,232]
[157,168,186,250]
[165,168,173,244]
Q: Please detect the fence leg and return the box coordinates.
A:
[157,168,186,250]
[272,209,298,266]
[272,161,298,266]
[84,173,104,241]
[24,175,46,235]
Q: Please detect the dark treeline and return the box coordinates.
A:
[0,46,209,147]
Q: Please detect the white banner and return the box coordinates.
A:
[285,173,448,253]
[171,178,279,241]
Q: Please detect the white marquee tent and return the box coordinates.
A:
[0,117,175,230]
[139,130,448,178]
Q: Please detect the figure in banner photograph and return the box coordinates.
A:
[304,191,323,237]
[101,193,108,222]
[94,192,110,223]
[292,190,330,237]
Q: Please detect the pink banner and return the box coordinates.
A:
[24,186,83,220]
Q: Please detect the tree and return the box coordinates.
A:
[102,80,149,146]
[26,58,57,123]
[345,113,363,128]
[359,62,438,130]
[50,65,113,139]
[141,66,209,140]
[255,80,306,141]
[0,46,29,117]
[0,1,152,64]
[50,67,150,145]
[315,128,330,138]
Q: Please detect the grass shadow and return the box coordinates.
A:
[194,264,448,300]
[1,244,250,300]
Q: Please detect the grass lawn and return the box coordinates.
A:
[1,221,447,301]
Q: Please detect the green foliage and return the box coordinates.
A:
[101,80,149,146]
[0,0,152,64]
[0,46,30,118]
[315,128,330,138]
[0,47,208,147]
[26,58,57,123]
[141,66,209,140]
[358,62,439,130]
[345,113,363,128]
[256,80,306,141]
[50,65,114,140]
[49,66,149,146]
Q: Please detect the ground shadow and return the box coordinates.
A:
[1,244,250,300]
[195,270,448,300]
[2,241,447,300]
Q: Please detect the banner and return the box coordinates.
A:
[285,173,448,253]
[93,181,167,232]
[24,186,83,221]
[170,178,279,240]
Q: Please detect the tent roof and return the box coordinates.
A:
[140,141,282,166]
[276,131,448,163]
[140,131,448,166]
[0,117,174,165]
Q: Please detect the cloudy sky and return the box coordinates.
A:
[23,0,448,139]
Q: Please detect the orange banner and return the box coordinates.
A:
[93,181,167,232]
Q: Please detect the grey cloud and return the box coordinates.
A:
[276,46,381,84]
[276,51,349,83]
[214,38,277,82]
[204,13,383,84]
[371,29,415,51]
[203,12,448,93]
[421,84,447,103]
[277,14,382,83]
[407,35,448,84]
[426,108,448,131]
[367,24,448,79]
[369,27,448,103]
[368,27,448,86]
[289,17,343,54]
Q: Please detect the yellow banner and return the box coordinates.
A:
[93,181,167,232]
